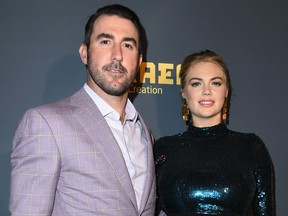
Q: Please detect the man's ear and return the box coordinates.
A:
[138,54,143,67]
[79,43,88,65]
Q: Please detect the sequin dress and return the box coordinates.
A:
[154,123,275,216]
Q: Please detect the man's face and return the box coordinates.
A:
[79,14,142,97]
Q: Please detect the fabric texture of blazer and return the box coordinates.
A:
[9,88,156,216]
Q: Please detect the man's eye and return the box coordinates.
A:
[123,43,133,49]
[100,40,110,45]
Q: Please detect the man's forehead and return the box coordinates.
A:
[93,15,137,32]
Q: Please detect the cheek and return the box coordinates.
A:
[186,89,199,100]
[217,93,227,106]
[182,87,198,100]
[125,55,140,68]
[89,47,109,59]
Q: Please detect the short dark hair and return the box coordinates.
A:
[83,4,146,55]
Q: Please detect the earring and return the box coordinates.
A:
[182,100,190,122]
[222,98,228,123]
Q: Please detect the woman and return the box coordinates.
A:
[154,50,275,216]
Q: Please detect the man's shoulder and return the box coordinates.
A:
[25,88,86,116]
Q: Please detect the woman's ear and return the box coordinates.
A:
[225,89,229,97]
[181,89,186,100]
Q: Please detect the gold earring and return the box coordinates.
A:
[222,98,228,122]
[182,100,190,122]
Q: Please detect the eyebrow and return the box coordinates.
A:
[188,77,224,82]
[96,33,114,40]
[96,33,138,46]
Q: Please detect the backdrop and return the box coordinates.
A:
[1,1,287,215]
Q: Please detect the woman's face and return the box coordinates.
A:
[182,61,228,127]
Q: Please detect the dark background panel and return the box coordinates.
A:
[1,1,287,215]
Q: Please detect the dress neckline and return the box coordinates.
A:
[186,123,228,138]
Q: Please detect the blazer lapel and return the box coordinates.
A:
[69,88,138,209]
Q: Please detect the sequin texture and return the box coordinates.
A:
[154,123,276,215]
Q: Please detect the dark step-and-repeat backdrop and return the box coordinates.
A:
[1,1,287,215]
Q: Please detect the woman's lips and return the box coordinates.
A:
[199,100,214,106]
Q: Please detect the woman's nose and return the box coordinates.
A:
[202,86,212,96]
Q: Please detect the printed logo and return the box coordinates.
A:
[130,62,181,95]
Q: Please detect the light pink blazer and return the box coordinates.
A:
[10,88,156,216]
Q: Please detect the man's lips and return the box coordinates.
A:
[108,68,123,73]
[103,60,127,74]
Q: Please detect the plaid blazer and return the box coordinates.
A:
[9,88,156,216]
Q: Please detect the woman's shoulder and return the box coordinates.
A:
[226,126,255,137]
[154,132,185,152]
[227,129,261,141]
[155,131,186,145]
[153,133,185,165]
[227,129,270,155]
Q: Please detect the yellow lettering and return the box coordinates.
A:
[137,62,181,86]
[140,62,156,84]
[158,63,174,84]
[176,64,181,85]
[129,85,163,94]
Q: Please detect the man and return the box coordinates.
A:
[9,4,155,216]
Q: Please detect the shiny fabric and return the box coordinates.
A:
[154,123,275,216]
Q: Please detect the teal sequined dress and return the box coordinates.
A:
[154,123,275,216]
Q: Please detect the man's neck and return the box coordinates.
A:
[88,82,128,123]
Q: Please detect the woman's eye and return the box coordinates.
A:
[212,82,222,86]
[191,82,201,87]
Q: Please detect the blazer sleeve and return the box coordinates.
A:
[9,108,61,215]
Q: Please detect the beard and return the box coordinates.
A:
[87,53,137,96]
